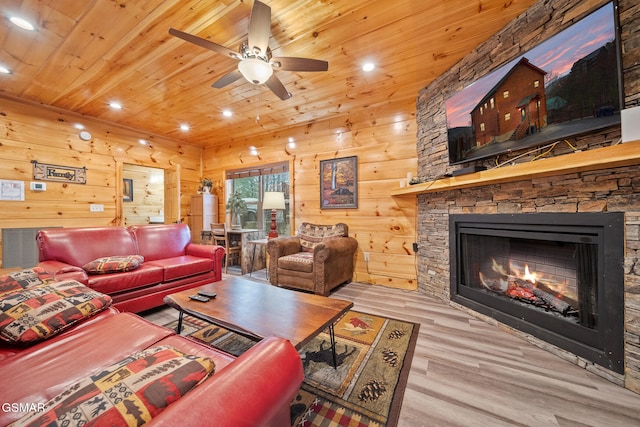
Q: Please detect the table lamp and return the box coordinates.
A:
[263,191,285,238]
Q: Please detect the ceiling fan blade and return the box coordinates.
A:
[265,74,291,100]
[169,28,239,59]
[271,57,328,72]
[212,70,243,88]
[247,1,271,56]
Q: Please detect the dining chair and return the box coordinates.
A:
[210,223,241,274]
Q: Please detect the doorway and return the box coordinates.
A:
[121,163,180,225]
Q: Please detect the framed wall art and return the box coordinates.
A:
[0,180,24,201]
[320,156,358,209]
[123,178,133,202]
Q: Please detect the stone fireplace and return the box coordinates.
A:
[411,0,640,393]
[450,212,624,374]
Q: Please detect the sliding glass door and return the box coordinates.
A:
[225,161,290,235]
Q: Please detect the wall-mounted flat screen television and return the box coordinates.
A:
[446,1,622,165]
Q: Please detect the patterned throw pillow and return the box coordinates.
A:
[11,345,215,427]
[82,255,144,275]
[0,280,112,344]
[0,268,52,297]
[299,223,346,252]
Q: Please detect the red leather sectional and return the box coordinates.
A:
[0,308,304,426]
[36,224,226,312]
[0,242,304,426]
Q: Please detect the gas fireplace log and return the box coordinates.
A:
[534,280,578,307]
[515,279,573,315]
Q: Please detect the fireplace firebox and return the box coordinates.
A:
[449,213,624,373]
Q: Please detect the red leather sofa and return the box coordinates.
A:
[36,224,225,312]
[0,311,304,426]
[0,269,304,426]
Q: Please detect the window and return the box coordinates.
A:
[534,80,540,88]
[225,161,290,235]
[480,106,484,115]
[490,98,495,109]
[503,90,509,98]
[505,113,511,121]
[480,123,485,131]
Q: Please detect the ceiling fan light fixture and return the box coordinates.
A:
[238,58,273,85]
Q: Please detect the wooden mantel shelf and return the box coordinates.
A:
[392,140,640,196]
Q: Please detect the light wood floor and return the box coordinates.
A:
[143,270,640,427]
[332,282,640,427]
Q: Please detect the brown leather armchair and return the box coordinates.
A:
[267,222,358,296]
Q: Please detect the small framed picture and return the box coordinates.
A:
[123,178,133,202]
[0,180,24,201]
[320,156,358,209]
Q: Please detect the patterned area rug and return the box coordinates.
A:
[164,310,419,427]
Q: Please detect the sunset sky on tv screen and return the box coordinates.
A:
[446,3,615,129]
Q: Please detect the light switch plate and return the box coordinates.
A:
[90,204,104,212]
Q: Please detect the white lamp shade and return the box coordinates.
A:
[238,58,273,84]
[263,191,285,210]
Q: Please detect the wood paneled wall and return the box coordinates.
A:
[203,97,419,290]
[0,93,419,289]
[122,164,165,226]
[0,96,202,267]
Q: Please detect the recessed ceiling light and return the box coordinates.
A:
[180,124,190,131]
[0,66,11,74]
[138,139,147,145]
[73,123,85,130]
[287,137,296,149]
[222,110,233,117]
[109,102,122,110]
[9,16,35,31]
[362,62,375,72]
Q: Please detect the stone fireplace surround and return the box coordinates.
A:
[414,0,640,393]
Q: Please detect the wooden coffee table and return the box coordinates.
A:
[163,276,353,366]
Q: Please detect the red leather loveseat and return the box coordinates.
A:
[36,224,225,312]
[0,269,304,426]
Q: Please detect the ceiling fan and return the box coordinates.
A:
[169,0,328,101]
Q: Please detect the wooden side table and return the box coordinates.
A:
[247,238,269,277]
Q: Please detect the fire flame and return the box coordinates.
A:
[483,257,576,301]
[523,265,537,284]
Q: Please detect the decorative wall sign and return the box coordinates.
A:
[320,156,358,209]
[32,161,86,184]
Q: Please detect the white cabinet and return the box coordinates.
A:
[190,194,217,243]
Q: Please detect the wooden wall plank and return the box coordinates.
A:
[203,94,419,289]
[0,97,203,267]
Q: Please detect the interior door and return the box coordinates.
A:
[164,165,180,223]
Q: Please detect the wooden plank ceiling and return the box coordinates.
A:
[0,0,536,148]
